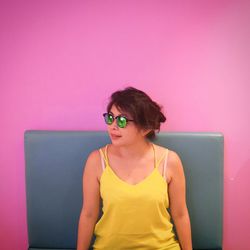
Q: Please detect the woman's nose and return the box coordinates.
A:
[110,120,119,130]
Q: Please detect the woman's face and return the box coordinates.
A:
[106,105,148,146]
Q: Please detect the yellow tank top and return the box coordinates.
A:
[93,143,180,250]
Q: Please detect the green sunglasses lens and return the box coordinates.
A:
[104,113,114,124]
[117,116,127,128]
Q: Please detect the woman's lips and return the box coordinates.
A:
[110,134,122,140]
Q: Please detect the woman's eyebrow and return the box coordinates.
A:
[110,110,130,117]
[120,112,130,117]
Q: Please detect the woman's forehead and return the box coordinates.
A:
[110,105,131,117]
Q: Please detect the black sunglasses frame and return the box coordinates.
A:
[103,112,134,128]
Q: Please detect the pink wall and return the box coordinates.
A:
[0,1,249,249]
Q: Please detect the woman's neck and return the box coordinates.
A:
[111,139,152,160]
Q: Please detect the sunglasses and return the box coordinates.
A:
[103,113,134,128]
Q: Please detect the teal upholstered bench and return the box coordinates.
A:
[24,131,223,250]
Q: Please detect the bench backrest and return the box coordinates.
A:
[24,131,223,250]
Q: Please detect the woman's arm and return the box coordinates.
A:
[77,150,102,250]
[167,151,192,250]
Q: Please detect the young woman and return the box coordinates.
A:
[77,87,192,250]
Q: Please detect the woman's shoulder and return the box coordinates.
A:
[153,144,184,183]
[152,143,181,167]
[84,146,107,180]
[87,144,108,161]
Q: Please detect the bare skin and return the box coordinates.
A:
[77,105,192,250]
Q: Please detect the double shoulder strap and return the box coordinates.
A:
[162,149,169,179]
[99,148,107,171]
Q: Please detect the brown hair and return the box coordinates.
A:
[106,86,166,139]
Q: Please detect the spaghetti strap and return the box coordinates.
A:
[99,149,106,171]
[104,144,110,166]
[163,149,169,179]
[156,149,167,168]
[99,145,109,170]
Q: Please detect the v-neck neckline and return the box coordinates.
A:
[107,165,158,187]
[104,143,157,187]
